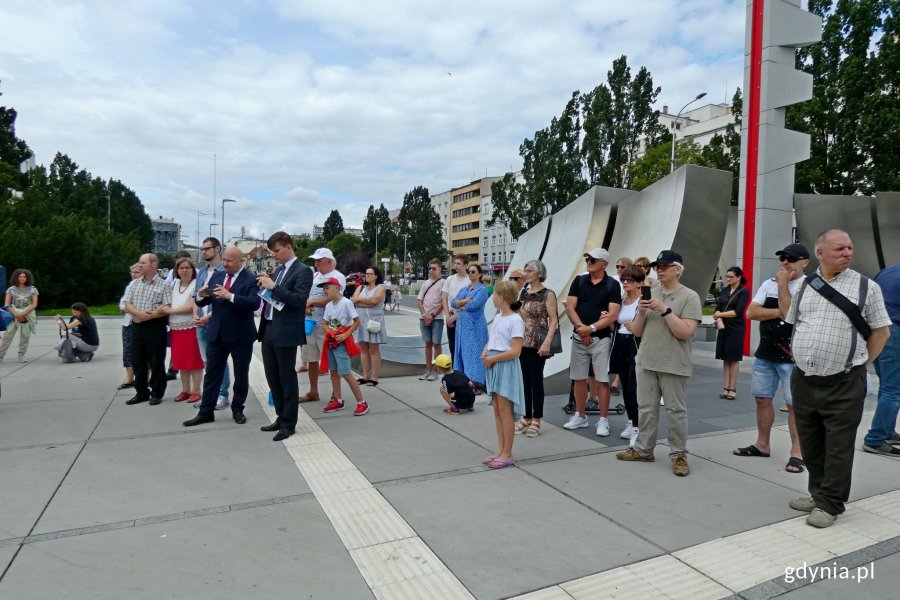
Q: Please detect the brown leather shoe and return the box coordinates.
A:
[299,392,320,403]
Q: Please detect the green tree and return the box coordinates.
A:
[327,232,361,261]
[361,203,395,257]
[292,233,318,264]
[627,139,702,191]
[321,209,344,243]
[788,0,897,195]
[394,185,447,275]
[0,85,32,202]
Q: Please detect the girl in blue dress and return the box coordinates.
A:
[452,263,489,390]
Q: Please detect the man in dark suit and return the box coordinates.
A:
[257,231,313,441]
[183,247,259,427]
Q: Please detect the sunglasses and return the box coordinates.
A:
[509,276,520,281]
[615,265,626,269]
[467,270,480,274]
[621,278,637,283]
[584,257,598,264]
[779,256,801,263]
[655,263,673,270]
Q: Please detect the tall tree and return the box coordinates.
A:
[394,186,447,274]
[788,0,897,195]
[321,209,344,243]
[361,203,394,257]
[0,84,32,201]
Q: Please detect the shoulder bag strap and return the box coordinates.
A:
[806,274,872,341]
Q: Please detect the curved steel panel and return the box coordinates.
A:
[794,194,879,277]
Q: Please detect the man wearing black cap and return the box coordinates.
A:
[733,244,809,473]
[616,250,702,477]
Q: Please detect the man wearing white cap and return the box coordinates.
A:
[564,248,621,435]
[300,248,346,403]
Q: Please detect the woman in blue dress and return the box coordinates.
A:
[452,263,489,391]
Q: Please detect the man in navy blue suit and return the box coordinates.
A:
[183,247,259,427]
[257,231,313,441]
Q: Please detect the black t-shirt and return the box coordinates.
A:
[754,296,793,363]
[567,273,622,338]
[442,370,475,409]
[70,315,100,346]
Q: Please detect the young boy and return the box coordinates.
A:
[319,277,368,416]
[434,354,475,414]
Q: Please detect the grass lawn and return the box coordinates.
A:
[36,303,122,317]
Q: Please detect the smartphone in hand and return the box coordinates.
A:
[641,286,652,301]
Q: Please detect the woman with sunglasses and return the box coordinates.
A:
[451,263,489,392]
[352,266,387,386]
[633,257,657,288]
[714,266,750,400]
[609,265,645,446]
[515,260,557,437]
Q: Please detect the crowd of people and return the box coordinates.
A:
[2,227,895,532]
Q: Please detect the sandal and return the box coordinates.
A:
[487,457,516,470]
[443,407,461,415]
[117,381,135,390]
[719,388,729,399]
[356,378,368,384]
[526,420,541,438]
[366,380,378,387]
[514,418,531,435]
[785,457,805,474]
[724,389,737,401]
[733,445,770,457]
[481,454,498,465]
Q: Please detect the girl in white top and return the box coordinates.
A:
[480,281,526,470]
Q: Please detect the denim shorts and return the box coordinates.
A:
[419,318,444,345]
[752,358,795,404]
[327,344,352,376]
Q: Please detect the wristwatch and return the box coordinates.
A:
[661,308,672,317]
[590,324,597,332]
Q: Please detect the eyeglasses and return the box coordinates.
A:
[655,263,672,270]
[365,272,375,276]
[615,265,626,269]
[201,246,215,252]
[509,276,520,281]
[621,278,637,283]
[779,256,800,263]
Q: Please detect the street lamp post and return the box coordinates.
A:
[402,233,408,286]
[221,198,236,246]
[670,92,708,173]
[209,223,218,238]
[196,210,210,251]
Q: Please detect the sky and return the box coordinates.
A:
[0,0,747,245]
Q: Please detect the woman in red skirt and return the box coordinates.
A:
[165,258,205,402]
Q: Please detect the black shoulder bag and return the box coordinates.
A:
[804,274,871,341]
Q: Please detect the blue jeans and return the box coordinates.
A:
[864,323,900,447]
[196,325,230,399]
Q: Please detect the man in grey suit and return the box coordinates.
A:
[257,231,313,441]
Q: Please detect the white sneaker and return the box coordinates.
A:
[426,371,438,381]
[418,371,430,380]
[563,414,589,430]
[629,427,639,448]
[595,416,610,437]
[215,395,230,410]
[620,423,634,440]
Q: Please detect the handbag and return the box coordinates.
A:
[715,317,725,330]
[548,326,563,355]
[363,292,381,333]
[57,327,77,363]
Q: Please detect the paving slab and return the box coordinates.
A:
[0,397,111,450]
[381,468,662,600]
[32,427,310,534]
[303,383,411,418]
[0,501,374,600]
[523,450,800,552]
[0,546,17,574]
[91,388,262,439]
[0,445,80,540]
[317,410,488,482]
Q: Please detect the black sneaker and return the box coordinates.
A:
[149,396,163,405]
[862,443,900,457]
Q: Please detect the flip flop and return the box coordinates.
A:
[779,405,789,413]
[481,454,498,465]
[733,445,770,457]
[785,457,805,473]
[487,458,516,470]
[366,380,379,387]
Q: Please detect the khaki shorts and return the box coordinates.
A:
[569,336,611,382]
[301,324,325,363]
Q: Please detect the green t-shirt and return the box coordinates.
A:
[635,284,702,377]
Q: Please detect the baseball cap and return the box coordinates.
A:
[583,248,610,263]
[775,243,809,260]
[317,276,342,288]
[309,248,335,261]
[650,250,683,267]
[432,354,452,369]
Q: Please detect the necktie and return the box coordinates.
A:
[224,274,233,291]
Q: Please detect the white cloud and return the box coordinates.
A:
[1,0,747,240]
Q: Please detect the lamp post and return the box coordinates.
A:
[221,198,236,246]
[209,222,218,238]
[670,92,707,173]
[196,210,210,251]
[402,233,409,286]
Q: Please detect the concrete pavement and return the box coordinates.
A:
[0,315,898,599]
